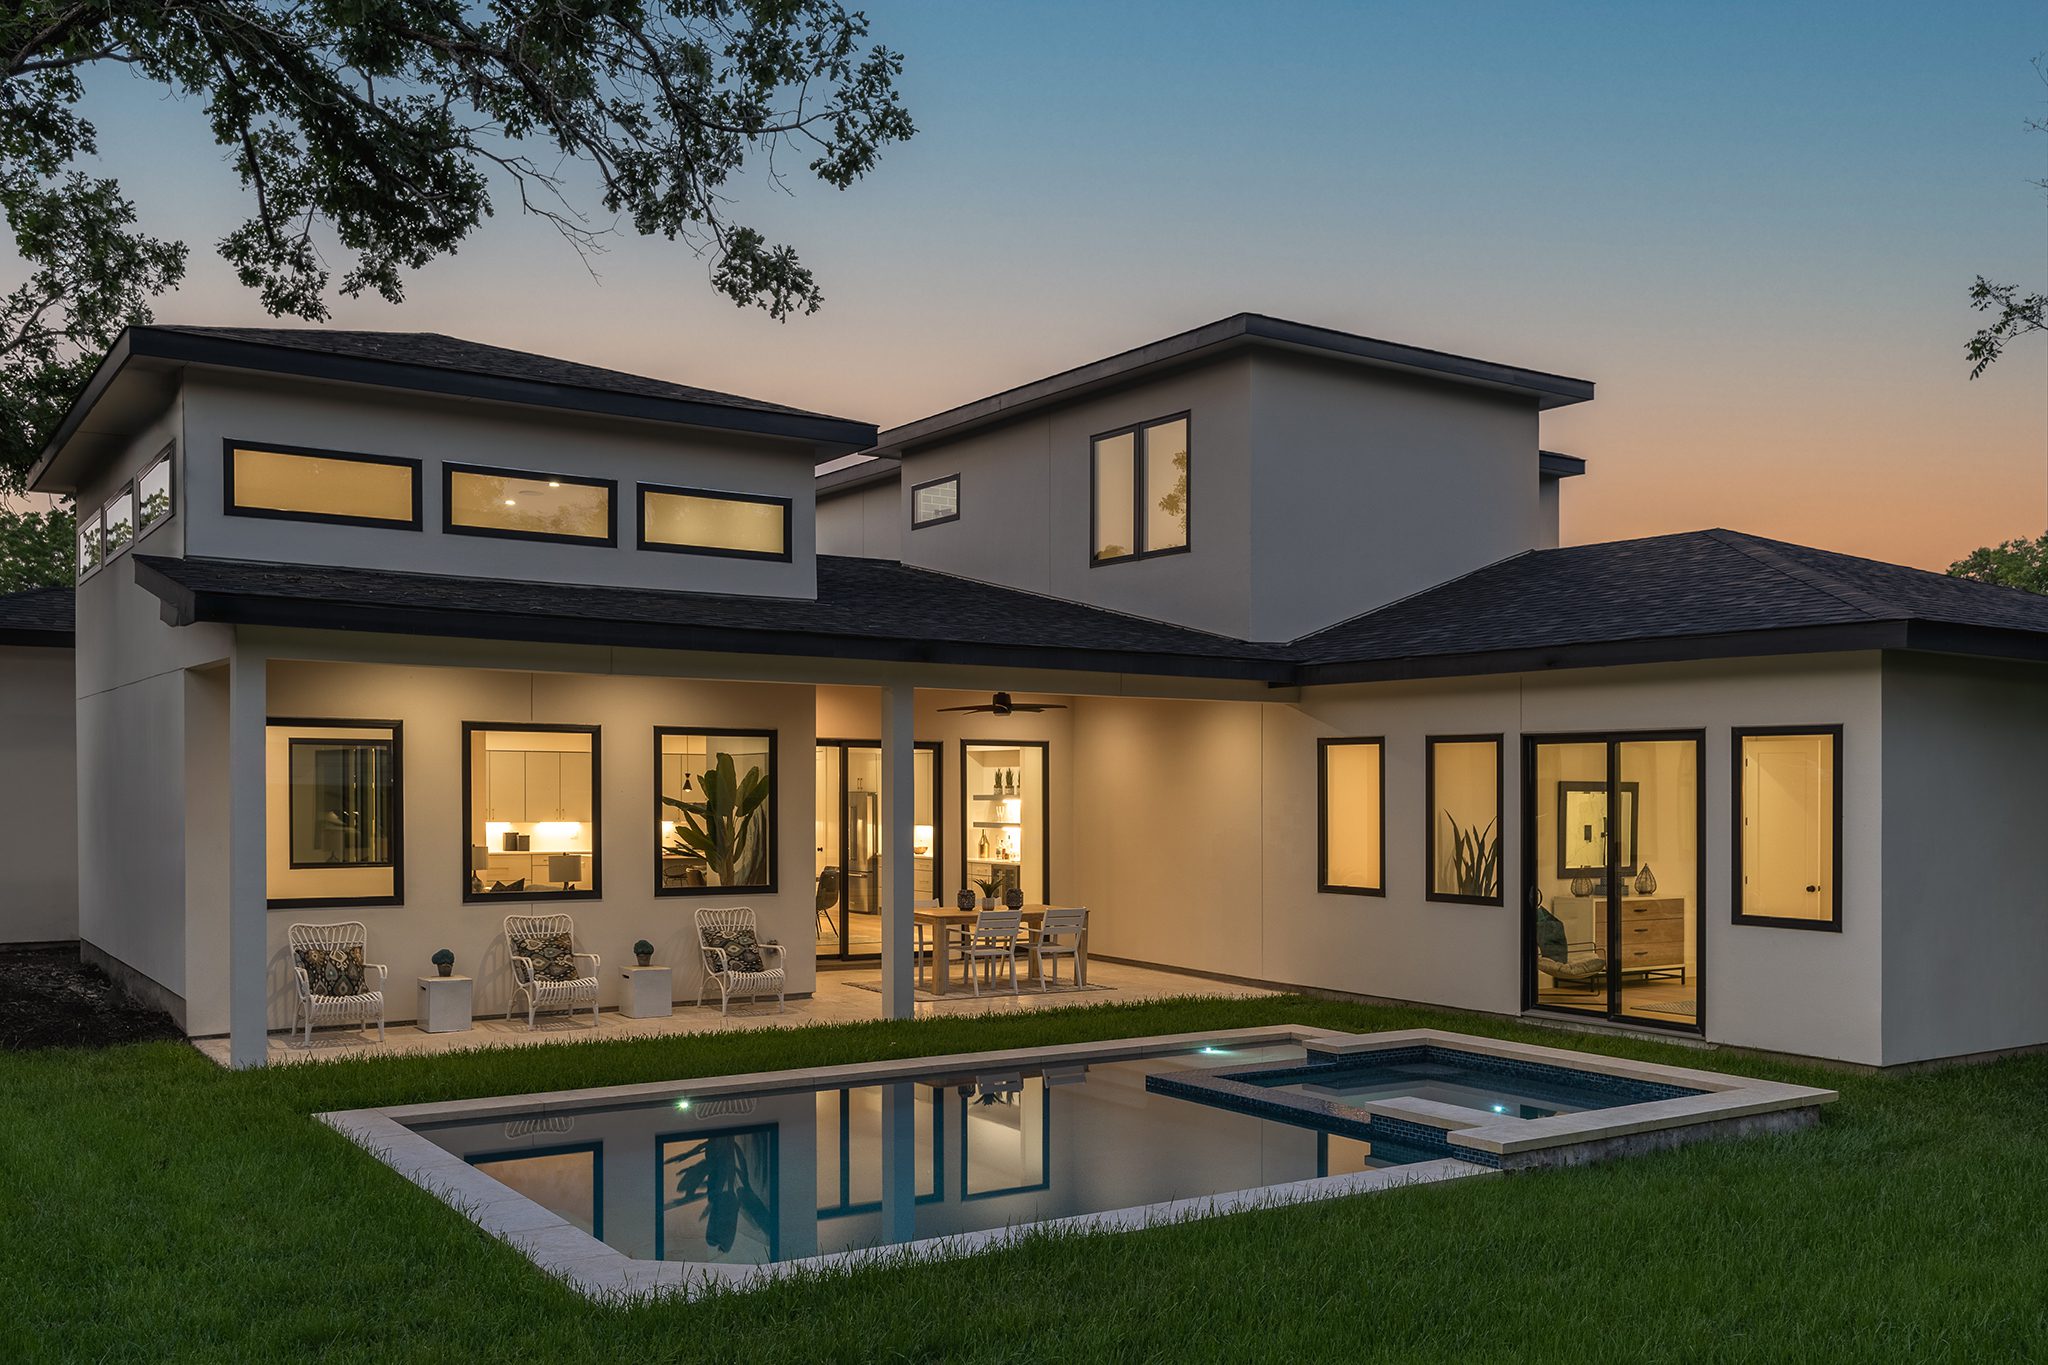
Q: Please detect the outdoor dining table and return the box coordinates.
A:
[911,905,1090,996]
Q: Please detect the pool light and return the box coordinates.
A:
[674,1097,692,1111]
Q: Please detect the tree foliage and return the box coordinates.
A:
[1948,532,2048,595]
[1965,57,2046,377]
[0,501,74,591]
[0,1,913,494]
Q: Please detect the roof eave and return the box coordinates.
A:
[870,313,1595,456]
[133,557,1293,684]
[35,328,876,490]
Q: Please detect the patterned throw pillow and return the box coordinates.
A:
[702,925,766,974]
[296,944,366,997]
[513,931,579,982]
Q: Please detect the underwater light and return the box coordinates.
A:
[1492,1104,1509,1114]
[675,1097,692,1111]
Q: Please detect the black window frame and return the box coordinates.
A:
[266,717,405,910]
[460,720,604,904]
[75,506,104,580]
[442,460,619,548]
[101,480,137,557]
[223,438,424,531]
[652,726,781,897]
[1425,733,1505,907]
[910,473,962,529]
[136,443,176,536]
[1730,724,1845,933]
[635,481,793,563]
[1089,411,1192,567]
[1317,737,1387,896]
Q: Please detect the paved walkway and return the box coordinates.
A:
[192,960,1271,1067]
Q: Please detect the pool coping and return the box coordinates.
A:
[1145,1028,1837,1166]
[319,1024,1834,1301]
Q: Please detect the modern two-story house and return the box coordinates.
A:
[9,314,2048,1069]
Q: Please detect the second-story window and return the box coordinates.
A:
[225,441,422,530]
[444,462,616,546]
[137,447,174,534]
[1091,414,1189,564]
[637,483,791,561]
[911,474,960,528]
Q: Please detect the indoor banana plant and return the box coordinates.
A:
[661,752,771,887]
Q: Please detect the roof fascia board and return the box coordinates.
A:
[133,559,1292,684]
[873,314,1594,455]
[36,329,875,487]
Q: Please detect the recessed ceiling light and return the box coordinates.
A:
[504,499,517,506]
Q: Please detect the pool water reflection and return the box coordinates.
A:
[412,1045,1436,1266]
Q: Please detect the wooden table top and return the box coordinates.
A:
[913,904,1085,925]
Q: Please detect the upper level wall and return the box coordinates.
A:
[817,478,902,560]
[177,372,820,598]
[1247,353,1545,642]
[895,360,1256,640]
[888,350,1552,643]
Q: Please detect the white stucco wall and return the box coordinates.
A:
[1880,653,2048,1065]
[178,372,822,598]
[816,479,902,560]
[0,645,79,943]
[246,659,820,1030]
[893,360,1259,639]
[1068,654,1888,1064]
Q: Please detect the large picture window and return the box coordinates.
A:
[1318,738,1385,895]
[444,462,615,545]
[266,719,403,908]
[1091,414,1189,564]
[1427,735,1503,905]
[638,483,791,561]
[1733,727,1842,930]
[464,724,600,901]
[656,729,777,894]
[225,441,422,529]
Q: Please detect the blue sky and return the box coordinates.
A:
[42,1,2048,566]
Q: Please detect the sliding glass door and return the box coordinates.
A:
[1525,732,1703,1031]
[815,741,939,961]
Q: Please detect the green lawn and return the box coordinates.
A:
[5,995,2044,1363]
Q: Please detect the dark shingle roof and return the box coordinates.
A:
[1292,529,2048,680]
[135,555,1292,681]
[0,585,74,644]
[95,529,2048,681]
[156,326,838,421]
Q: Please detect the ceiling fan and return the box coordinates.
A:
[936,691,1067,716]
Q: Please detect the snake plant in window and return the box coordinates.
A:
[1444,815,1501,899]
[661,752,770,888]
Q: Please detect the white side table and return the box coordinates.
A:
[417,975,473,1034]
[621,965,674,1019]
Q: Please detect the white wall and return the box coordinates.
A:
[1881,653,2048,1065]
[255,659,819,1029]
[1246,353,1546,642]
[178,372,822,598]
[1068,655,1889,1064]
[816,480,902,560]
[894,360,1258,639]
[0,645,79,942]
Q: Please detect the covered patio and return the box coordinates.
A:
[193,958,1270,1067]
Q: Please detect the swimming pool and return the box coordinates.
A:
[406,1041,1441,1267]
[324,1025,1834,1299]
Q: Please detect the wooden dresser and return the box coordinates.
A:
[1556,896,1688,980]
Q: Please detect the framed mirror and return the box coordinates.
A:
[1556,780,1639,879]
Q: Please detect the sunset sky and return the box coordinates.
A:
[44,1,2048,569]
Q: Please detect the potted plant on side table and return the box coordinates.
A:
[430,948,455,978]
[633,939,655,967]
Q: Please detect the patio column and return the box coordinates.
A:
[878,679,916,1019]
[227,638,268,1068]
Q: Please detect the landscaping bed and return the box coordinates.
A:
[0,943,181,1050]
